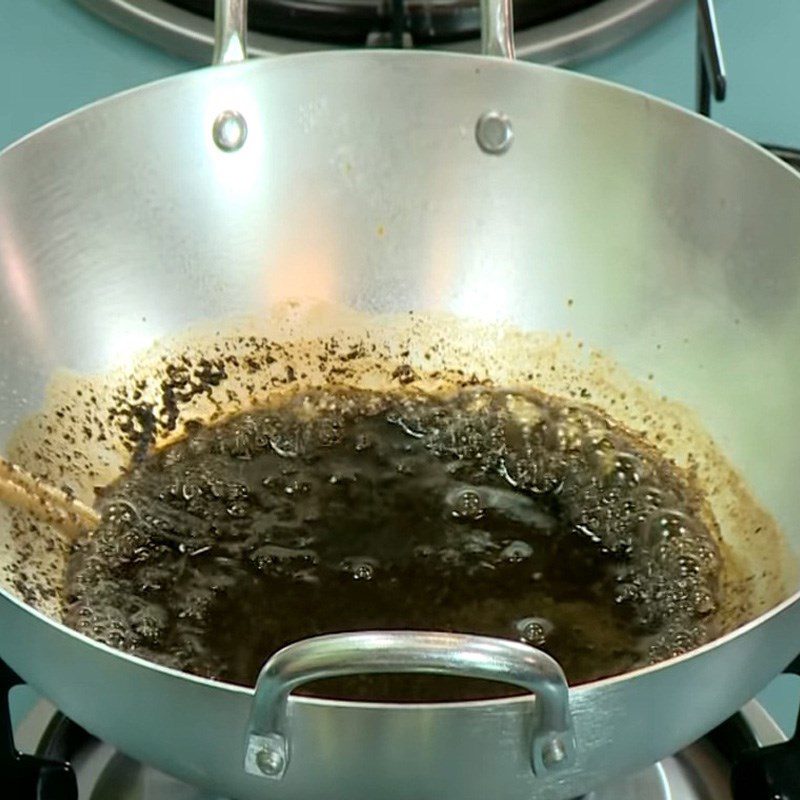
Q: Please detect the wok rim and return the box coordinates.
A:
[3,581,800,708]
[3,49,800,182]
[1,48,799,710]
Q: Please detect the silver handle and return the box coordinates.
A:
[211,0,512,65]
[244,631,574,781]
[213,0,248,65]
[481,0,516,60]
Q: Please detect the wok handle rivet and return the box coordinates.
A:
[475,111,513,155]
[213,110,248,152]
[245,733,289,779]
[255,745,286,776]
[542,736,568,767]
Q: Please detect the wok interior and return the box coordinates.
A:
[0,53,799,669]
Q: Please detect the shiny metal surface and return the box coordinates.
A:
[212,108,248,150]
[475,110,514,154]
[15,697,787,799]
[74,0,685,63]
[481,0,515,59]
[245,632,574,779]
[212,0,247,64]
[1,49,800,799]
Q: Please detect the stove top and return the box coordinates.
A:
[4,2,800,796]
[6,655,800,800]
[5,646,800,799]
[5,693,794,799]
[75,0,683,62]
[2,2,798,152]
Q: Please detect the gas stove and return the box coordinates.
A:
[7,702,784,799]
[2,2,798,149]
[3,1,800,797]
[75,0,682,62]
[5,655,800,800]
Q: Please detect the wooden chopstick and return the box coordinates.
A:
[0,457,100,544]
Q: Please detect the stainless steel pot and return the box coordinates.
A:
[2,1,800,798]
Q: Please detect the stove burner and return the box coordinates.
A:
[171,0,602,46]
[0,660,76,800]
[3,700,786,799]
[727,655,800,800]
[76,0,684,62]
[5,651,800,800]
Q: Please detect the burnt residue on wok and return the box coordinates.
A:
[0,303,794,694]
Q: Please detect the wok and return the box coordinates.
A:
[2,1,800,798]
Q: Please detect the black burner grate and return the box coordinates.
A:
[0,660,77,800]
[169,0,604,45]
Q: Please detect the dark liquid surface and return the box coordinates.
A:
[65,388,722,700]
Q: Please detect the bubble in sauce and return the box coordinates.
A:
[130,603,169,643]
[341,557,379,581]
[515,616,553,647]
[643,510,699,546]
[499,540,534,563]
[608,453,644,489]
[450,488,485,520]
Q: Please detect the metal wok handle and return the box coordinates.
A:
[482,0,515,59]
[210,0,515,63]
[209,0,516,152]
[213,0,247,65]
[243,631,575,781]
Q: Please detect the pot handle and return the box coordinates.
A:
[481,0,515,60]
[213,0,247,65]
[210,0,515,64]
[243,631,574,781]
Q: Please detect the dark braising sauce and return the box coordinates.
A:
[64,388,722,700]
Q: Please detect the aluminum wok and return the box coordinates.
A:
[1,1,800,798]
